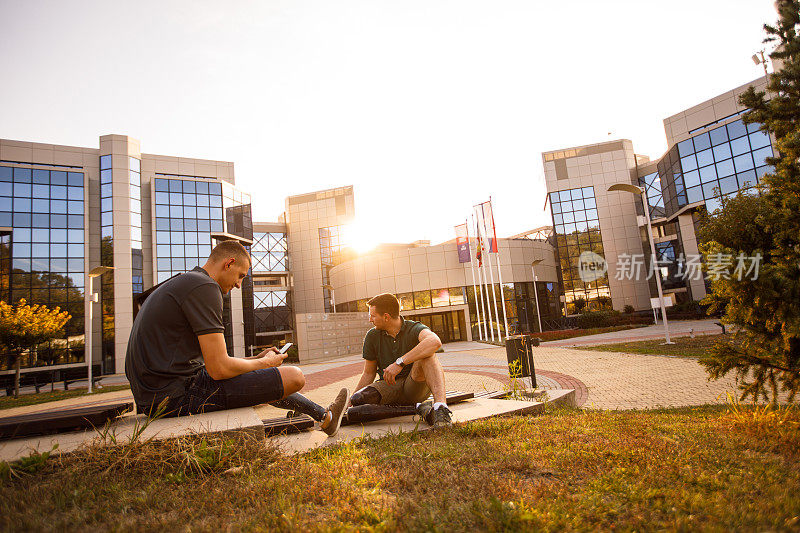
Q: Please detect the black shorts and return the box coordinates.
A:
[140,367,285,417]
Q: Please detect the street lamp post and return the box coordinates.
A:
[607,183,673,344]
[85,266,114,393]
[322,284,336,313]
[530,259,544,334]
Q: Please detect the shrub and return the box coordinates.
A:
[623,305,635,314]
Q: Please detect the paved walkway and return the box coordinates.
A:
[2,320,746,417]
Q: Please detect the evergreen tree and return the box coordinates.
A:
[699,0,800,402]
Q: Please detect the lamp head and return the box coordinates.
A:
[607,183,644,195]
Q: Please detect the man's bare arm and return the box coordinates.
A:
[198,332,286,380]
[383,329,442,384]
[353,359,379,392]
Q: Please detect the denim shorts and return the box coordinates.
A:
[140,367,285,418]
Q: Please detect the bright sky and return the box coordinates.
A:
[0,0,778,250]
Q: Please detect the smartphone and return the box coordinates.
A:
[279,342,293,354]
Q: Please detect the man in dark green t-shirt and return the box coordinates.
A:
[350,293,452,427]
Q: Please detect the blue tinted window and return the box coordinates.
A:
[726,120,747,139]
[101,183,112,197]
[196,181,209,194]
[68,201,83,215]
[68,214,82,228]
[14,168,31,182]
[730,136,750,156]
[102,212,113,226]
[196,194,209,207]
[169,180,182,193]
[693,132,711,152]
[0,167,11,180]
[746,122,761,133]
[182,193,194,206]
[209,182,222,195]
[0,212,11,226]
[170,232,185,244]
[170,205,183,218]
[0,182,11,196]
[51,229,67,242]
[14,183,31,196]
[210,207,223,219]
[733,154,754,172]
[155,218,170,231]
[68,229,83,242]
[696,149,714,168]
[155,192,169,204]
[0,198,10,211]
[748,131,771,150]
[32,169,50,183]
[680,155,697,172]
[100,169,112,184]
[209,195,222,207]
[719,176,738,195]
[13,228,31,242]
[32,243,49,257]
[197,207,210,219]
[709,126,728,146]
[155,178,169,191]
[183,180,196,193]
[198,220,210,232]
[170,192,182,204]
[51,185,67,199]
[14,198,31,211]
[51,200,67,214]
[752,146,773,167]
[170,218,184,231]
[32,228,48,241]
[716,159,735,178]
[100,155,112,169]
[68,187,82,200]
[210,220,223,232]
[702,181,719,198]
[582,186,594,198]
[712,143,731,161]
[51,243,67,256]
[184,206,197,218]
[699,165,717,183]
[51,171,67,185]
[67,172,83,186]
[156,205,170,217]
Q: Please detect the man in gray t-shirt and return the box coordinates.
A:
[125,240,349,437]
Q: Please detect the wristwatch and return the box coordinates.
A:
[395,356,405,367]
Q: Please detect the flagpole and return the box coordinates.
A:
[489,198,510,338]
[473,212,493,342]
[477,203,502,341]
[466,220,483,341]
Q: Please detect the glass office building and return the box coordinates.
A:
[0,164,86,370]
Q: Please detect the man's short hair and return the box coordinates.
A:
[368,293,400,318]
[209,239,250,267]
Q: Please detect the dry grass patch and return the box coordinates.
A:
[1,404,799,531]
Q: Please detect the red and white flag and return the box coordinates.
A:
[475,200,498,253]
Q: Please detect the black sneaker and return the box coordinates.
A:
[416,400,435,425]
[322,387,350,437]
[432,405,453,428]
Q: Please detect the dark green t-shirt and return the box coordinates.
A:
[362,319,429,380]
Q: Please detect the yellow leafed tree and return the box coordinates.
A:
[0,299,71,399]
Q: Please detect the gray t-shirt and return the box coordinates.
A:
[125,267,225,407]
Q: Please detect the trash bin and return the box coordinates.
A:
[505,335,537,388]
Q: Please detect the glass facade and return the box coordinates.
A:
[652,118,774,217]
[466,282,559,336]
[99,155,115,371]
[319,225,348,313]
[153,176,254,356]
[129,157,143,295]
[153,177,221,284]
[252,232,292,337]
[549,185,609,313]
[0,165,86,370]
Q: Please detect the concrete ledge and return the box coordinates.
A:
[272,390,576,455]
[0,407,264,463]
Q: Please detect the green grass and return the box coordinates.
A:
[582,333,729,358]
[2,404,799,531]
[0,385,131,411]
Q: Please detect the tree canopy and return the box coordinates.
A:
[699,0,800,402]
